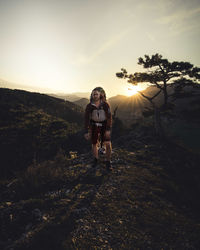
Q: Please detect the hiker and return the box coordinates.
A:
[84,87,112,170]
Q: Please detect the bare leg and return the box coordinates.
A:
[92,143,98,159]
[105,141,112,161]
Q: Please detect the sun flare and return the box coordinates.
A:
[126,85,141,96]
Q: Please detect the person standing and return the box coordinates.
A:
[84,87,112,170]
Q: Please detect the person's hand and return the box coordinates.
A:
[105,130,111,140]
[84,133,90,140]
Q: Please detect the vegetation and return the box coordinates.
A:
[0,88,86,177]
[116,54,200,136]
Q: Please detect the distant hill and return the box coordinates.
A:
[71,92,90,99]
[107,87,161,125]
[73,98,89,109]
[108,85,200,126]
[108,95,128,109]
[48,93,81,102]
[48,92,90,102]
[108,94,146,124]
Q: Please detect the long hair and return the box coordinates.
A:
[90,87,106,102]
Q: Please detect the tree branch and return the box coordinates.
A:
[150,89,162,100]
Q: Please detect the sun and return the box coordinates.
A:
[126,85,141,96]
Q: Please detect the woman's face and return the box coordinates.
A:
[92,90,100,101]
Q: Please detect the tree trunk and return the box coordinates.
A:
[163,81,168,108]
[154,106,163,137]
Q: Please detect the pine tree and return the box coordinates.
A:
[116,54,200,136]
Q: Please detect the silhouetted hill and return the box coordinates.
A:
[108,85,200,126]
[108,94,127,107]
[107,86,168,125]
[73,98,89,109]
[48,92,90,102]
[108,94,146,124]
[48,93,81,102]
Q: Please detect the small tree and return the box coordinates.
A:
[116,54,200,136]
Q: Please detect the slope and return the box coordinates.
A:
[73,98,89,110]
[0,88,85,176]
[0,88,83,124]
[1,139,200,250]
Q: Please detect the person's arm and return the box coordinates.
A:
[84,104,91,133]
[105,102,112,131]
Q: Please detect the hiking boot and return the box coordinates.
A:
[92,158,98,168]
[105,161,112,171]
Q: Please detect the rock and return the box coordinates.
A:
[32,208,42,221]
[25,223,32,231]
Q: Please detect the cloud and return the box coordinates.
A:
[73,28,130,65]
[158,7,200,24]
[156,7,200,35]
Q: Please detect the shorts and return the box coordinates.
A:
[90,125,111,145]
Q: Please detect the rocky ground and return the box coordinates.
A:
[0,142,200,250]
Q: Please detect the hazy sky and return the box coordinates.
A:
[0,0,200,97]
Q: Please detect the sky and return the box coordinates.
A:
[0,0,200,97]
